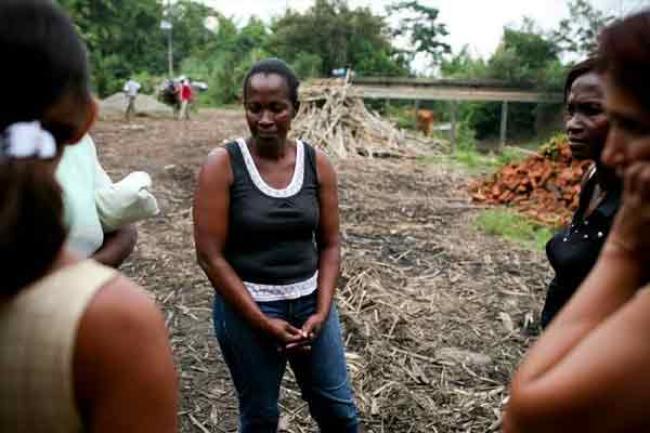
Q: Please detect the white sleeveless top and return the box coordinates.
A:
[0,260,116,433]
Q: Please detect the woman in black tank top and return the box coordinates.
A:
[193,58,358,433]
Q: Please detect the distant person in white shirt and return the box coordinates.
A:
[123,78,141,121]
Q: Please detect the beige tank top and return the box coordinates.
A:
[0,260,117,433]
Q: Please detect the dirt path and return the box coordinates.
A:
[93,109,550,433]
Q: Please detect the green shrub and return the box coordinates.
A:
[474,208,554,251]
[496,146,527,166]
[131,71,165,95]
[385,104,416,130]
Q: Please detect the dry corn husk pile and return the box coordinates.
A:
[293,80,433,159]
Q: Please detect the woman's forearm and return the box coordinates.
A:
[92,225,137,268]
[505,241,646,432]
[316,241,341,316]
[517,242,644,385]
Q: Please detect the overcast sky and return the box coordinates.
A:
[200,0,648,60]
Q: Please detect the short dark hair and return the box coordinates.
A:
[598,9,650,112]
[0,0,90,295]
[564,58,599,102]
[242,58,300,111]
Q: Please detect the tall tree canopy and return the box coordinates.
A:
[389,1,451,68]
[488,21,561,85]
[168,0,220,65]
[59,0,166,95]
[440,19,565,140]
[551,0,613,57]
[267,0,409,77]
[181,15,268,104]
[59,0,410,100]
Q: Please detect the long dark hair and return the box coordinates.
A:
[598,9,650,112]
[0,0,91,295]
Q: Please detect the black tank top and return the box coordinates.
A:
[224,139,319,286]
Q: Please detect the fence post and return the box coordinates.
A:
[414,99,420,129]
[499,100,509,152]
[450,100,458,153]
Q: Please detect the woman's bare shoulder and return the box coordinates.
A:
[77,274,168,356]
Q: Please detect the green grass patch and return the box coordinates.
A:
[417,149,500,174]
[420,146,529,175]
[453,149,500,173]
[495,146,527,166]
[474,208,555,251]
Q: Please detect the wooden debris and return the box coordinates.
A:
[293,80,433,159]
[470,135,591,226]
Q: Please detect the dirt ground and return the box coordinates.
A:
[92,109,551,433]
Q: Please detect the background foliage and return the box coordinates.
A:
[59,0,614,141]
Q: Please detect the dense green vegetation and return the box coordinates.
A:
[59,0,411,102]
[440,21,565,141]
[59,0,613,140]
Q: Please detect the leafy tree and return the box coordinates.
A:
[551,0,613,57]
[60,0,228,97]
[488,25,560,84]
[168,0,220,65]
[267,0,408,77]
[292,52,323,79]
[440,46,487,78]
[440,20,566,141]
[181,16,269,104]
[59,0,166,96]
[389,1,451,68]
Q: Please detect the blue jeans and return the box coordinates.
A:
[213,292,359,433]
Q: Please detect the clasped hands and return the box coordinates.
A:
[264,313,326,353]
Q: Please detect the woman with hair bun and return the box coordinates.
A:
[0,2,177,432]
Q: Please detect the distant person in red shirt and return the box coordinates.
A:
[179,78,193,120]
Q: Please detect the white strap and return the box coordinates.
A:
[236,138,305,198]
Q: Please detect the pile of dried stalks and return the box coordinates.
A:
[293,80,430,159]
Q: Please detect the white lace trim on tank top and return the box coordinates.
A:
[243,271,318,302]
[236,138,305,198]
[235,138,316,301]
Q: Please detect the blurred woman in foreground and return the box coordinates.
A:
[504,9,650,433]
[0,1,177,431]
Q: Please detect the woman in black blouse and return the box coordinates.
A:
[505,10,650,432]
[540,58,621,328]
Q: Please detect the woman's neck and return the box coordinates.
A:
[52,249,80,270]
[249,137,290,160]
[594,161,621,192]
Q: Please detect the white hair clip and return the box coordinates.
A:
[1,121,57,160]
